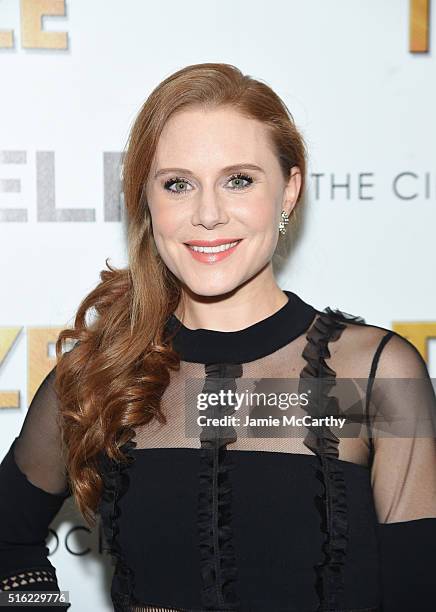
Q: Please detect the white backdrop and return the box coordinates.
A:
[0,1,435,609]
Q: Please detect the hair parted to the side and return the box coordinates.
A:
[54,62,308,526]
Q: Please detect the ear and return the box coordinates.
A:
[282,166,302,217]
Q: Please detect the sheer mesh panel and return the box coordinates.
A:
[133,316,436,528]
[367,332,436,523]
[13,367,70,497]
[134,319,373,461]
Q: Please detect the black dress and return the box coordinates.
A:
[1,290,436,612]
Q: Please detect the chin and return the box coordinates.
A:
[180,277,244,299]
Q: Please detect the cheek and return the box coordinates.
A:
[240,193,278,234]
[148,199,181,240]
[147,201,188,271]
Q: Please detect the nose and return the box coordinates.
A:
[191,186,229,230]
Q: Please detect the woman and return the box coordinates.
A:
[0,63,435,612]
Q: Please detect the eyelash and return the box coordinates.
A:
[163,173,254,196]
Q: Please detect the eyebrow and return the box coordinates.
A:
[154,163,265,179]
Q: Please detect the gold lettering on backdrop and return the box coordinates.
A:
[392,321,436,363]
[20,0,67,49]
[27,327,61,405]
[0,2,430,52]
[0,328,22,409]
[0,29,14,48]
[410,0,430,52]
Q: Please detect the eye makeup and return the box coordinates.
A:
[163,173,254,196]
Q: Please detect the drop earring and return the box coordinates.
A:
[278,210,289,235]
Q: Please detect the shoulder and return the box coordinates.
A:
[318,306,429,378]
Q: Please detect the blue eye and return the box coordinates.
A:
[163,173,254,196]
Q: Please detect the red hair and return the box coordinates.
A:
[54,62,308,526]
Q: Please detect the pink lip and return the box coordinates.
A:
[184,238,242,247]
[184,239,242,264]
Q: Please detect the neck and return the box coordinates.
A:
[174,270,288,333]
[165,289,318,364]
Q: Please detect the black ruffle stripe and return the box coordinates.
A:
[97,438,138,612]
[197,363,242,610]
[298,307,365,611]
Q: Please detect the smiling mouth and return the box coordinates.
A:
[183,239,243,264]
[185,239,242,254]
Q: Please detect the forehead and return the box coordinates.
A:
[154,106,276,167]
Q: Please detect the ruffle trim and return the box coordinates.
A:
[299,307,365,611]
[97,437,138,611]
[197,362,242,610]
[198,446,239,609]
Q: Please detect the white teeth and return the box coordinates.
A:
[189,240,240,253]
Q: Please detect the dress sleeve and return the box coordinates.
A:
[0,367,72,610]
[368,331,436,611]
